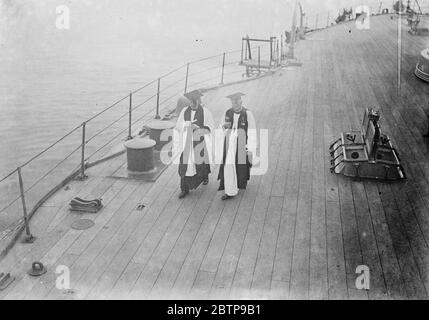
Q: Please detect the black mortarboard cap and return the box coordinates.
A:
[184,89,203,101]
[226,92,245,100]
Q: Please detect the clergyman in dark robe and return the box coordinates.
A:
[218,92,257,200]
[173,90,214,199]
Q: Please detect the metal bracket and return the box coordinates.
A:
[23,234,37,244]
[76,174,88,181]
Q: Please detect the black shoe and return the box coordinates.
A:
[423,132,429,138]
[203,179,209,185]
[179,191,189,199]
[221,194,233,201]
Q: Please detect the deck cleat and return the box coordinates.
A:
[329,108,406,181]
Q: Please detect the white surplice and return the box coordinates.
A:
[173,106,214,176]
[221,109,256,196]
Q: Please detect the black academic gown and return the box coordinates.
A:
[218,107,252,191]
[178,105,211,192]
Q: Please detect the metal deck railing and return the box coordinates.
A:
[0,43,275,245]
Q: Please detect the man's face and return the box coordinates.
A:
[191,97,201,109]
[231,97,242,111]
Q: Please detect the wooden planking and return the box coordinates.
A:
[308,37,329,300]
[250,75,293,298]
[33,178,150,299]
[270,67,305,298]
[310,30,348,300]
[130,187,205,298]
[229,76,288,297]
[288,64,313,299]
[331,32,388,300]
[340,16,426,298]
[0,155,124,292]
[98,169,181,299]
[327,28,368,301]
[194,76,279,298]
[268,69,301,300]
[323,88,348,299]
[1,15,429,300]
[355,34,429,298]
[364,181,409,299]
[64,165,179,299]
[1,158,128,300]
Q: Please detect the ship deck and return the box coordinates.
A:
[0,15,428,300]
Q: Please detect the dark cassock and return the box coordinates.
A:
[218,92,257,200]
[173,90,214,199]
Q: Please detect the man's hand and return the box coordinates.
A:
[223,122,232,130]
[191,123,200,131]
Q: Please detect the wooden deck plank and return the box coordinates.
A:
[309,100,329,300]
[1,15,428,300]
[73,165,179,300]
[354,40,429,299]
[327,30,369,301]
[289,76,312,300]
[209,73,297,299]
[195,77,279,298]
[230,80,288,295]
[130,187,205,298]
[30,179,151,299]
[323,105,348,300]
[270,71,304,298]
[2,175,129,300]
[332,39,389,300]
[62,167,179,299]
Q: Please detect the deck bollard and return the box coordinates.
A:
[124,138,156,173]
[17,167,36,244]
[146,120,175,151]
[155,78,161,120]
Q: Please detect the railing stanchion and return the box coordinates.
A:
[155,78,161,119]
[17,167,36,244]
[220,52,226,84]
[184,63,190,94]
[280,34,283,61]
[327,12,330,27]
[127,93,133,140]
[78,122,88,180]
[258,46,261,75]
[315,14,319,29]
[276,39,279,66]
[240,39,244,64]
